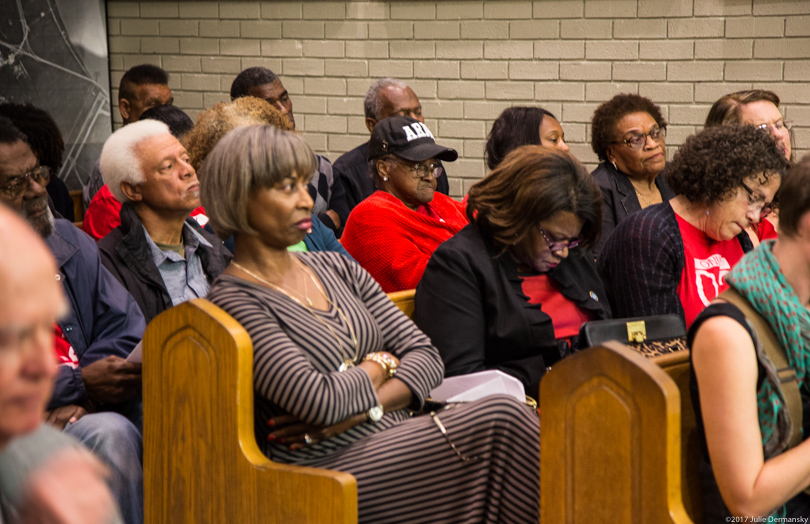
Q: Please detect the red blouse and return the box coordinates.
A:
[520,273,593,340]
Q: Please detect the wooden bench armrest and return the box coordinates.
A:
[143,299,357,524]
[540,341,693,523]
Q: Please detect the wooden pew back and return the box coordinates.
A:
[143,299,357,524]
[387,288,415,319]
[539,341,694,523]
[652,350,703,523]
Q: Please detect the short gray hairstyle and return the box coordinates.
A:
[199,125,318,240]
[364,78,408,120]
[100,120,171,202]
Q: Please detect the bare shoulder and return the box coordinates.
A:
[692,313,758,388]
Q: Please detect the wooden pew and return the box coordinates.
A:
[387,288,415,319]
[142,299,357,524]
[540,341,699,523]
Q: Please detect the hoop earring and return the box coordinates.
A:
[611,160,618,171]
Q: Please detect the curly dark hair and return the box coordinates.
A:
[230,67,278,100]
[0,116,27,145]
[590,93,666,162]
[467,145,602,253]
[484,106,556,170]
[664,125,790,205]
[0,103,64,172]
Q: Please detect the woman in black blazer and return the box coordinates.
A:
[415,146,610,398]
[590,93,674,256]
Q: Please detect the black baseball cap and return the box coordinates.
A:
[367,116,458,163]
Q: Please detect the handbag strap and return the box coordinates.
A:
[718,288,803,449]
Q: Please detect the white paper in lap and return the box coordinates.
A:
[429,370,525,403]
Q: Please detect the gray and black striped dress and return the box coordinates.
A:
[207,251,540,523]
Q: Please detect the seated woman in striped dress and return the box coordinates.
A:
[199,124,541,524]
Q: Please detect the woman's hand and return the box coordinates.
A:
[267,413,368,450]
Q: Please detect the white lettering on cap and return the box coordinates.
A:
[401,122,435,142]
[402,126,418,141]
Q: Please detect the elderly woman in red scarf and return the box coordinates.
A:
[341,116,467,292]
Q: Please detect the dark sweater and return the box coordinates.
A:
[598,202,753,324]
[415,225,610,398]
[591,161,674,257]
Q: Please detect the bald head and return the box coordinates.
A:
[364,82,423,134]
[0,204,65,449]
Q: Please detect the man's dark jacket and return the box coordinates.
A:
[97,203,232,324]
[46,219,145,409]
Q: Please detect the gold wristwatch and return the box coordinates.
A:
[363,352,399,379]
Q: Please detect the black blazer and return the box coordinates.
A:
[591,161,675,257]
[414,225,611,398]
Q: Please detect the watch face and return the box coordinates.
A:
[368,404,384,422]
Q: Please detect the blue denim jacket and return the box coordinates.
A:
[46,219,145,409]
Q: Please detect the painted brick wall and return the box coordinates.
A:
[107,0,810,197]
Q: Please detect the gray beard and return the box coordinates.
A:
[21,196,55,238]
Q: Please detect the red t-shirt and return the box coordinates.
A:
[756,218,778,242]
[520,273,592,341]
[675,214,745,328]
[54,324,78,368]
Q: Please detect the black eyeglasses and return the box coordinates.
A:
[740,181,773,219]
[1,166,50,199]
[537,223,582,253]
[390,157,441,179]
[612,127,667,150]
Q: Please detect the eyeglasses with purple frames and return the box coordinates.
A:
[537,223,582,253]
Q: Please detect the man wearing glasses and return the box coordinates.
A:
[0,116,145,524]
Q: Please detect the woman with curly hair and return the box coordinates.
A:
[689,156,810,522]
[599,125,790,328]
[706,89,792,244]
[185,96,292,171]
[185,96,351,258]
[590,93,674,255]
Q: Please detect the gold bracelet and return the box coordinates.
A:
[363,352,398,379]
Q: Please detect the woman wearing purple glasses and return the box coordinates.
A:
[414,146,610,398]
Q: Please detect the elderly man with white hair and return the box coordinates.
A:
[334,78,451,211]
[97,120,231,325]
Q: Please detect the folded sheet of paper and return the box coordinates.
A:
[126,341,143,363]
[429,370,525,403]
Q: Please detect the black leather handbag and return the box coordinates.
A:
[578,314,687,357]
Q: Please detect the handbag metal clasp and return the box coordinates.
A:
[626,320,647,343]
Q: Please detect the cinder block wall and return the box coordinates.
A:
[107,0,810,198]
